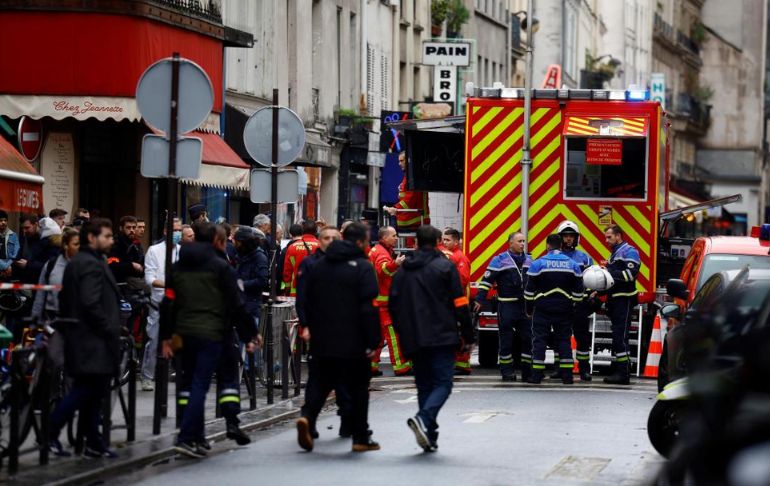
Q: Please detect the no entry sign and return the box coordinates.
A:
[17,116,43,161]
[586,138,623,165]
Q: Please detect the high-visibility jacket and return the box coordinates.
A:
[396,176,430,229]
[282,235,320,296]
[440,245,471,291]
[369,242,398,306]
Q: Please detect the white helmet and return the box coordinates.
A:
[583,265,614,291]
[557,220,580,247]
[557,220,580,235]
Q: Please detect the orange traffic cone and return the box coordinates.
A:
[643,315,663,378]
[571,336,579,374]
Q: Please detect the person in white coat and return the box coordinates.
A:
[141,217,182,390]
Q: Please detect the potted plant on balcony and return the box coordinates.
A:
[446,0,469,38]
[431,0,449,38]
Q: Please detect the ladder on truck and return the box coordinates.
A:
[381,208,425,253]
[589,306,646,377]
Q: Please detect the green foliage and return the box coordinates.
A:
[691,23,706,45]
[694,85,714,103]
[446,0,470,34]
[431,0,449,26]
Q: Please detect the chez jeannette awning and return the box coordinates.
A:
[563,116,649,137]
[181,132,250,191]
[0,136,44,212]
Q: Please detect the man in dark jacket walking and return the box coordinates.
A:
[160,222,258,458]
[49,218,121,458]
[389,225,475,452]
[296,222,381,453]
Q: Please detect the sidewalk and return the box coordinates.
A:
[2,377,303,485]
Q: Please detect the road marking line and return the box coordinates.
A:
[394,395,418,404]
[544,455,611,481]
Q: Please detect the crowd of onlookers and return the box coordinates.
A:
[0,204,341,388]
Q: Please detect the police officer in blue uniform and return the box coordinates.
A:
[602,225,640,385]
[524,234,584,384]
[558,221,594,381]
[475,232,532,381]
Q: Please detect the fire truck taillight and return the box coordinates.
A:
[478,313,498,329]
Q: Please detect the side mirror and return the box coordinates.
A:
[661,303,681,319]
[666,278,689,300]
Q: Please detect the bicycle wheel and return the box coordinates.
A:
[115,336,135,389]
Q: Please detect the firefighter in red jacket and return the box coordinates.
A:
[282,220,320,297]
[368,226,412,376]
[440,228,472,374]
[384,152,430,239]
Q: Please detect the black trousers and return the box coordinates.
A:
[301,355,371,443]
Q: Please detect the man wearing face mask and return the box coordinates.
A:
[140,217,182,391]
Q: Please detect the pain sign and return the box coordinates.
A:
[422,41,471,66]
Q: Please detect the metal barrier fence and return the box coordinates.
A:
[1,312,303,475]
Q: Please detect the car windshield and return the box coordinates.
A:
[697,254,770,291]
[715,279,770,342]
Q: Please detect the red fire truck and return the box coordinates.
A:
[391,84,739,373]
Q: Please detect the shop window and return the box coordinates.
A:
[183,185,230,223]
[564,137,647,200]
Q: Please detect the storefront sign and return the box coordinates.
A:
[40,132,75,214]
[0,180,42,213]
[586,139,623,165]
[422,42,471,66]
[0,95,141,123]
[650,73,665,109]
[433,66,457,103]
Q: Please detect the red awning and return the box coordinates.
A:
[0,12,224,117]
[183,132,250,191]
[199,132,250,169]
[0,137,44,213]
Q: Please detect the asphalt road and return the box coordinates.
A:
[113,371,664,486]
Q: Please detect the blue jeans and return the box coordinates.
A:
[178,335,223,444]
[412,346,455,442]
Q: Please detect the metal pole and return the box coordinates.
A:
[281,320,289,400]
[266,88,279,404]
[8,351,21,475]
[154,51,181,434]
[521,0,535,249]
[39,350,50,466]
[127,356,136,442]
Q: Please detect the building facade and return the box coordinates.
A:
[696,0,768,232]
[0,0,252,246]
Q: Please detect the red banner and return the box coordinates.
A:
[586,138,623,165]
[0,178,44,213]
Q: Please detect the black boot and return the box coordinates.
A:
[603,362,630,385]
[560,369,574,385]
[603,373,630,385]
[226,422,251,445]
[527,371,543,384]
[520,368,531,383]
[579,361,592,382]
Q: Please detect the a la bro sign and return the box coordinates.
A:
[422,41,471,66]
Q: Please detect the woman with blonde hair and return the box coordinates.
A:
[31,227,80,322]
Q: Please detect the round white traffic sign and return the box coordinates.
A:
[243,106,305,167]
[135,57,214,135]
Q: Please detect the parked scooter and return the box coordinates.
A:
[652,276,770,484]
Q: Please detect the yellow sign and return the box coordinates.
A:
[598,206,613,226]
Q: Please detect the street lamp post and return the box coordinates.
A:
[521,0,535,250]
